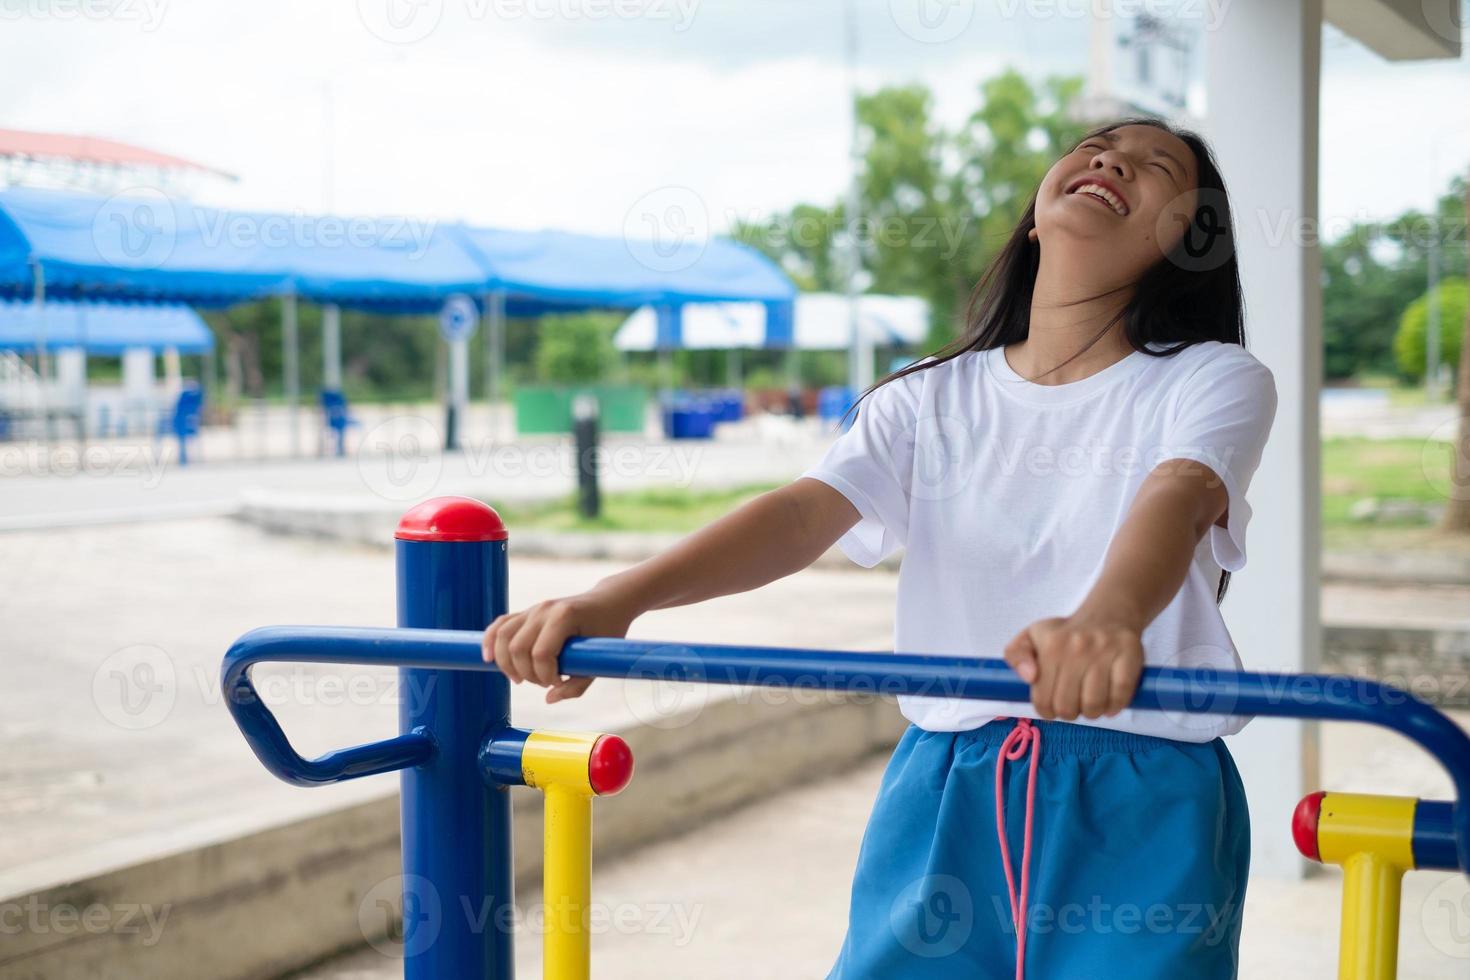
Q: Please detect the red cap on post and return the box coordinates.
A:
[395,496,508,542]
[588,734,634,796]
[1292,791,1325,862]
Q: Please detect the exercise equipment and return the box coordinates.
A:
[223,496,1470,979]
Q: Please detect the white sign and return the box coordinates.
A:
[439,294,479,343]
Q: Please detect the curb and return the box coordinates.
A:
[1322,549,1470,587]
[235,489,905,572]
[1324,624,1470,707]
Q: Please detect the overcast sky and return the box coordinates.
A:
[2,0,1467,240]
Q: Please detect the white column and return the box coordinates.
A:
[323,303,342,391]
[162,346,182,393]
[449,337,469,424]
[1206,0,1323,878]
[122,346,155,434]
[56,347,86,417]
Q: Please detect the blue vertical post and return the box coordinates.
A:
[395,496,513,978]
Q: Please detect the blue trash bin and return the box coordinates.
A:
[817,386,856,431]
[712,389,743,423]
[662,392,716,440]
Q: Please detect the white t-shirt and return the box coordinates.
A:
[800,339,1278,742]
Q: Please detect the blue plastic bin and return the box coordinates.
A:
[714,389,744,423]
[817,385,856,431]
[661,393,717,439]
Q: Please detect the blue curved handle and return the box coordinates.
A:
[221,626,468,786]
[223,625,1470,871]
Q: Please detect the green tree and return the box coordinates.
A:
[736,70,1087,352]
[1443,178,1470,534]
[732,203,842,292]
[1394,278,1467,385]
[1321,225,1416,379]
[1320,177,1467,382]
[534,313,618,383]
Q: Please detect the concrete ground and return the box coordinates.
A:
[0,517,900,894]
[5,513,1469,890]
[299,722,1470,980]
[1319,391,1460,441]
[1323,580,1470,630]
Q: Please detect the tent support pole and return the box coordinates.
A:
[282,291,300,458]
[483,289,505,438]
[842,0,873,394]
[31,261,50,443]
[323,304,342,391]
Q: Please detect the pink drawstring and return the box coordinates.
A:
[995,718,1040,980]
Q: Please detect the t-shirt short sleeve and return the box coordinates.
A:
[1159,346,1278,572]
[799,374,922,567]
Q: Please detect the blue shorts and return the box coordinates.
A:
[827,719,1250,979]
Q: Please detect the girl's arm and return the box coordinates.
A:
[1003,458,1230,721]
[482,477,860,702]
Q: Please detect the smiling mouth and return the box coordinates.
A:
[1067,181,1130,217]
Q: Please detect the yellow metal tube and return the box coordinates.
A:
[517,728,631,980]
[1337,852,1404,980]
[1306,793,1418,980]
[523,730,601,794]
[543,782,593,980]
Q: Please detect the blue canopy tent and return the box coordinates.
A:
[0,186,495,451]
[0,298,214,443]
[0,298,214,354]
[452,225,796,404]
[0,187,798,450]
[454,226,795,339]
[0,186,488,311]
[0,187,797,317]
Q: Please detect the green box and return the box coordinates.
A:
[514,384,648,435]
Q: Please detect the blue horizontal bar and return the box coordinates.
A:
[1415,800,1459,871]
[479,727,531,787]
[222,625,1470,872]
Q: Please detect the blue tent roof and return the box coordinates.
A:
[456,227,796,315]
[0,299,214,355]
[0,188,796,338]
[0,187,486,312]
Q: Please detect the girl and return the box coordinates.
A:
[483,117,1276,978]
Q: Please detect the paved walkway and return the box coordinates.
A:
[0,408,828,531]
[1320,392,1459,441]
[300,723,1470,979]
[1323,580,1470,630]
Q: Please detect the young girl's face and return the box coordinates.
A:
[1031,124,1201,284]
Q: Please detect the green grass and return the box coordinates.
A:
[1322,438,1448,521]
[1322,436,1468,551]
[494,483,781,534]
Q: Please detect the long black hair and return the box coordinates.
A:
[850,116,1246,602]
